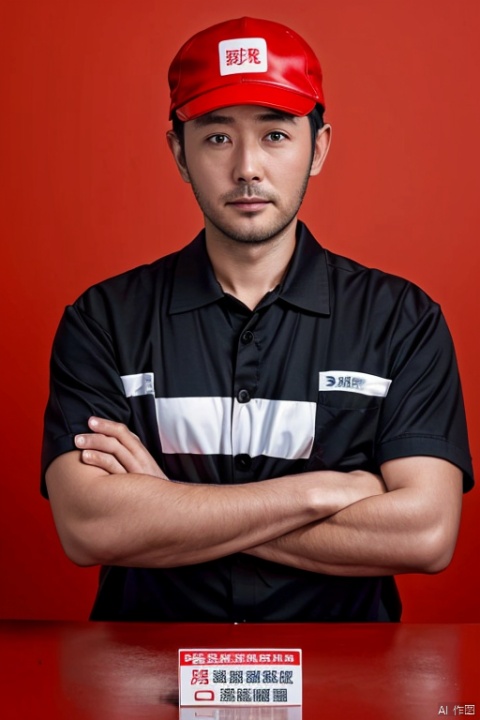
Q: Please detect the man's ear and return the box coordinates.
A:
[309,124,332,177]
[166,130,190,183]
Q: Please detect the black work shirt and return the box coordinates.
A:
[42,222,474,622]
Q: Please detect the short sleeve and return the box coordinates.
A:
[41,303,131,497]
[375,291,473,492]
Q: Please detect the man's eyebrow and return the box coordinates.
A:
[193,113,235,127]
[255,111,298,124]
[193,110,299,127]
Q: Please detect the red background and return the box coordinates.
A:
[1,0,478,622]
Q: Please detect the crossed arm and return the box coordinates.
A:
[45,417,463,576]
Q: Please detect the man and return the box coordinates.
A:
[42,17,473,622]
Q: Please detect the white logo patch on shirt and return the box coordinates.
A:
[121,372,155,397]
[219,37,268,76]
[319,371,392,397]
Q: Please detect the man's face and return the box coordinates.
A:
[168,105,329,246]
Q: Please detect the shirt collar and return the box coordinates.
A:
[278,222,330,314]
[169,232,224,314]
[169,221,331,316]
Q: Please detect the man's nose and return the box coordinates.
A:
[232,139,263,183]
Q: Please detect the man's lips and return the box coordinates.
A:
[226,197,271,211]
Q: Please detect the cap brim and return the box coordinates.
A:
[173,83,317,121]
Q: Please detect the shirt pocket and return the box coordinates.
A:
[310,391,383,471]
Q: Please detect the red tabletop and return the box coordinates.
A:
[0,621,478,719]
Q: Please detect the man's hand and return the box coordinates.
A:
[75,416,168,479]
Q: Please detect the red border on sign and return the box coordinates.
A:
[179,650,301,665]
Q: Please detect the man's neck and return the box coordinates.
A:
[205,223,297,311]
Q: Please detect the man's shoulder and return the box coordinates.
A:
[82,249,178,300]
[72,237,202,318]
[324,246,403,283]
[301,224,418,293]
[323,245,439,311]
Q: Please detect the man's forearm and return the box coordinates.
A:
[46,451,384,569]
[50,421,460,577]
[244,490,427,576]
[245,458,463,576]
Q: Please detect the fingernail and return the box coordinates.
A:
[89,417,99,428]
[75,435,85,447]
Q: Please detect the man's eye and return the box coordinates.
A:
[208,134,229,145]
[266,131,287,142]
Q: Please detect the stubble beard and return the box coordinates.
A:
[189,174,311,246]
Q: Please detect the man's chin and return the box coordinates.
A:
[207,217,297,246]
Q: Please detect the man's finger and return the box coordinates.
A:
[88,417,143,452]
[81,449,127,475]
[75,432,140,472]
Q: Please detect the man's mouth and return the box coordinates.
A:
[226,197,271,211]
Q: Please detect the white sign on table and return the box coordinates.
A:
[179,648,302,708]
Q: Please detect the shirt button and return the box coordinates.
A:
[235,454,252,471]
[237,389,251,403]
[241,331,254,344]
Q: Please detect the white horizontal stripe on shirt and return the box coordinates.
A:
[231,397,315,460]
[155,396,316,460]
[156,396,232,456]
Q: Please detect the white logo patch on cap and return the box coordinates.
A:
[218,37,268,76]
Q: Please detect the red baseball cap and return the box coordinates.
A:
[168,17,325,121]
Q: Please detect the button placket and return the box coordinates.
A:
[232,317,260,472]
